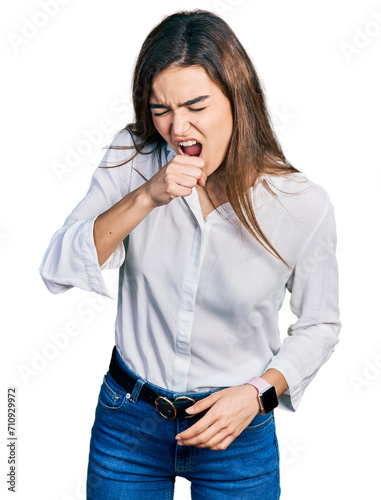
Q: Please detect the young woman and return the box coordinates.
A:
[40,9,341,499]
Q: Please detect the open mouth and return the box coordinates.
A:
[178,140,203,157]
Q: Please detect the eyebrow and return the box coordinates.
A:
[149,95,210,109]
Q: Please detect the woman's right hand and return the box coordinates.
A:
[93,155,205,267]
[143,154,206,208]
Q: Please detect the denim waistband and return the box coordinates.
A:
[111,347,274,427]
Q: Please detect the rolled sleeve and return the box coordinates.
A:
[265,200,341,411]
[39,129,133,298]
[80,216,125,296]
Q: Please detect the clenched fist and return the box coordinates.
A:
[143,155,206,208]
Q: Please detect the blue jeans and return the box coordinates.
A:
[86,349,281,499]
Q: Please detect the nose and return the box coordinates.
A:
[170,111,191,137]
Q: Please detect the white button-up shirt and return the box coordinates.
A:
[40,129,341,411]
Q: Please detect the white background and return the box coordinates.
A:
[1,0,380,498]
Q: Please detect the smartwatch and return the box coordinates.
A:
[245,377,279,415]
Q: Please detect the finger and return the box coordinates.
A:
[169,155,205,169]
[175,172,203,189]
[182,428,234,450]
[197,176,206,187]
[184,391,222,416]
[165,167,205,190]
[176,413,216,442]
[176,154,205,166]
[173,186,194,198]
[208,433,235,451]
[178,422,224,447]
[183,169,206,188]
[170,165,205,183]
[176,399,230,443]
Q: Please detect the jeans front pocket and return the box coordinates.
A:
[244,411,274,432]
[97,371,130,412]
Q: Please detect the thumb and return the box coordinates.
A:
[197,177,205,187]
[197,171,207,187]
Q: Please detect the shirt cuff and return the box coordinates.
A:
[263,357,306,412]
[80,216,125,299]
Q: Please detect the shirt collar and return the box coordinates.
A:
[165,142,177,163]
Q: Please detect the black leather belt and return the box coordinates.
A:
[109,346,207,419]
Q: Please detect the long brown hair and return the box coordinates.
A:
[103,9,302,267]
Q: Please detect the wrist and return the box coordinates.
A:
[245,377,279,415]
[259,368,288,398]
[244,383,260,403]
[135,184,158,211]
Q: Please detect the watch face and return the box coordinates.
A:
[261,386,279,414]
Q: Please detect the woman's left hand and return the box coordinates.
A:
[175,384,260,450]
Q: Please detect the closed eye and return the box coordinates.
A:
[153,110,169,117]
[154,107,207,117]
[190,107,206,113]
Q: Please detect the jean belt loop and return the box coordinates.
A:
[130,377,147,403]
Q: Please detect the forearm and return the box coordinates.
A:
[94,184,156,267]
